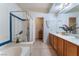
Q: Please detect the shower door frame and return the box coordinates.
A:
[10,11,27,43]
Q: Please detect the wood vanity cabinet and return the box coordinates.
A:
[48,33,79,56]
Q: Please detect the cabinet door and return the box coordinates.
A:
[49,33,53,45]
[63,40,67,56]
[64,41,78,56]
[57,37,64,56]
[53,35,58,51]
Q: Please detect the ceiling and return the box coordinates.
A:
[66,5,79,13]
[17,3,79,14]
[17,3,53,13]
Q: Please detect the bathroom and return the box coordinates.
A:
[1,3,79,56]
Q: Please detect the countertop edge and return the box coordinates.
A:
[49,31,79,46]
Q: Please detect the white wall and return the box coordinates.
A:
[0,3,23,44]
[44,14,57,43]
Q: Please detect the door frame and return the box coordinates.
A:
[35,17,44,42]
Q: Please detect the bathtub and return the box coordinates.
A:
[0,46,30,56]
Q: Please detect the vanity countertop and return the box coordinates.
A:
[49,31,79,46]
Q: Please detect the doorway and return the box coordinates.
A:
[35,17,44,41]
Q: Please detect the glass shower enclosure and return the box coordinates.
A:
[10,11,32,43]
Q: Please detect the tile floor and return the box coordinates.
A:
[30,40,57,56]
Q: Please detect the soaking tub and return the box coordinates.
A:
[0,46,30,56]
